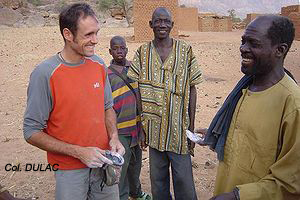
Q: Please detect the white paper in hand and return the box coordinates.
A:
[186,130,204,144]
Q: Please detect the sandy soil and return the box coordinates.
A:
[0,26,299,199]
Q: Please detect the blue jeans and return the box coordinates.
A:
[149,147,197,200]
[118,135,143,200]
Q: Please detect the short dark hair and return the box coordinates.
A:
[59,3,96,39]
[151,7,172,21]
[110,36,126,48]
[266,15,295,55]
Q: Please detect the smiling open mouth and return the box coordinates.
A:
[159,30,167,33]
[242,58,253,63]
[86,46,95,49]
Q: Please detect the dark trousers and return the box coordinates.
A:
[118,135,142,200]
[149,147,197,200]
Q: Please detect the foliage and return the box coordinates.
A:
[27,0,42,6]
[97,0,113,12]
[58,0,66,10]
[97,0,130,12]
[54,0,67,12]
[227,9,242,23]
[96,0,133,25]
[58,0,66,8]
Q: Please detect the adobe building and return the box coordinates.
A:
[281,5,300,41]
[133,0,179,42]
[198,12,217,18]
[198,16,214,31]
[215,16,232,32]
[288,12,300,41]
[177,7,198,31]
[281,5,300,17]
[198,14,232,32]
[245,13,263,25]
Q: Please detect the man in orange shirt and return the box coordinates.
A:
[23,3,124,199]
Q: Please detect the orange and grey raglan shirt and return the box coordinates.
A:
[23,54,113,170]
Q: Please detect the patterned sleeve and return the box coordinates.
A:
[128,46,142,81]
[188,45,203,86]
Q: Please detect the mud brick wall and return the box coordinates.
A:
[177,7,198,31]
[246,13,263,25]
[133,0,179,42]
[227,18,233,31]
[199,17,232,32]
[288,12,300,41]
[280,5,300,40]
[281,5,300,17]
[198,12,217,18]
[198,17,214,31]
[214,17,232,32]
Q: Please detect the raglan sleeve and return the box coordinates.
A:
[94,55,113,110]
[104,71,113,110]
[23,66,53,140]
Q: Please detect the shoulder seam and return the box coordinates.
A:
[50,63,63,77]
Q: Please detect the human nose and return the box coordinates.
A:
[115,47,123,54]
[240,42,249,53]
[159,20,167,27]
[91,34,98,44]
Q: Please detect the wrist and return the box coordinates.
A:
[70,145,83,159]
[108,128,119,140]
[109,133,119,140]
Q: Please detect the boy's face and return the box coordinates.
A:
[109,39,128,63]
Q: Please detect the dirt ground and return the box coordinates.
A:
[0,26,299,200]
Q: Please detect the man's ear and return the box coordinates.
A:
[276,43,288,58]
[109,48,112,55]
[149,20,153,29]
[63,28,74,42]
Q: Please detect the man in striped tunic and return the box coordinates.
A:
[128,7,202,200]
[107,36,150,200]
